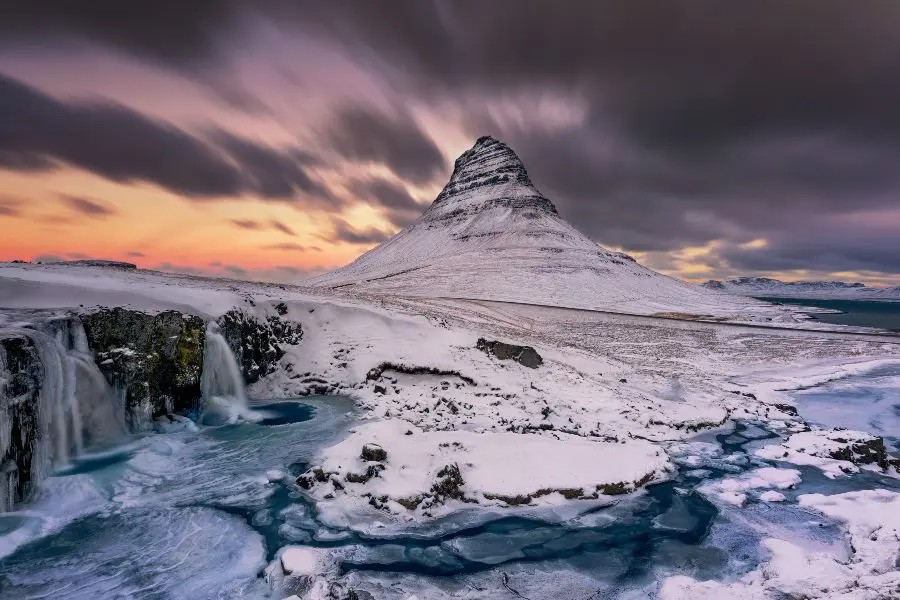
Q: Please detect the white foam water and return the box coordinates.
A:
[1,318,126,511]
[199,322,259,425]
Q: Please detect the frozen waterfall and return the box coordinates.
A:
[1,317,125,510]
[199,322,255,424]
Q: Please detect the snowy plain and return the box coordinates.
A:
[1,260,899,599]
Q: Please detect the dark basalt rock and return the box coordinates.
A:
[216,309,303,384]
[426,136,558,219]
[476,338,543,368]
[430,463,466,502]
[366,362,477,386]
[361,444,387,462]
[827,434,893,470]
[0,335,43,508]
[81,308,206,429]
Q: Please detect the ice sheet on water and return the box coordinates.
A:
[0,506,268,599]
[794,369,900,449]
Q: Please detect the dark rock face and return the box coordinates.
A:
[430,136,557,215]
[476,338,543,368]
[81,308,206,428]
[216,309,303,384]
[0,335,43,509]
[360,444,387,462]
[828,434,893,470]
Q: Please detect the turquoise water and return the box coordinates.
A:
[756,297,900,330]
[0,392,896,599]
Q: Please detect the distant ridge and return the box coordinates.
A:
[703,277,900,301]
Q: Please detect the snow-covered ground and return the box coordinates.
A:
[703,276,900,301]
[2,257,899,598]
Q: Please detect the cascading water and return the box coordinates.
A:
[0,316,126,510]
[200,322,255,424]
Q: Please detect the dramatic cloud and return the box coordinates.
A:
[212,131,331,202]
[228,218,299,236]
[347,176,426,228]
[328,218,392,245]
[1,1,240,66]
[60,195,116,217]
[0,74,327,202]
[4,2,900,281]
[327,105,446,185]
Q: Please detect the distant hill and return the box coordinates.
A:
[702,277,900,301]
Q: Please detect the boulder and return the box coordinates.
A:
[476,338,543,368]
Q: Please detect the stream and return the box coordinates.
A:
[1,376,897,599]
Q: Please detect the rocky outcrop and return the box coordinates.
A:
[476,338,543,368]
[216,309,303,384]
[0,335,43,509]
[81,308,206,429]
[826,434,895,470]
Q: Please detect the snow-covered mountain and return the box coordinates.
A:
[309,136,771,317]
[703,277,900,301]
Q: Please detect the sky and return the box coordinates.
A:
[1,1,899,286]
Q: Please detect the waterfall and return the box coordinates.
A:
[1,317,126,510]
[200,322,255,424]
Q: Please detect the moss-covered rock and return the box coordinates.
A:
[81,308,206,429]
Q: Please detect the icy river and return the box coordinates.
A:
[1,376,898,599]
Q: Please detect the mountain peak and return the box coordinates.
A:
[428,136,557,217]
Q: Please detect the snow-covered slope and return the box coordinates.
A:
[308,137,777,318]
[703,277,900,301]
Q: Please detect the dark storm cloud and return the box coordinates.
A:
[0,74,328,202]
[297,1,900,276]
[6,2,900,277]
[0,0,239,65]
[718,220,900,276]
[328,219,391,245]
[60,195,116,217]
[327,105,445,185]
[212,131,331,202]
[347,176,426,228]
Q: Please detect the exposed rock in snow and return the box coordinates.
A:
[45,259,138,270]
[703,276,900,301]
[476,337,543,368]
[756,429,899,478]
[215,308,303,384]
[307,137,793,321]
